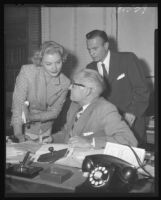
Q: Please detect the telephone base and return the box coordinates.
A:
[75,181,131,193]
[75,172,134,193]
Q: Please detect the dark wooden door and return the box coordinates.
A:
[4,6,41,92]
[4,5,41,135]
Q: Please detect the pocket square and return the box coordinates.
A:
[83,132,94,136]
[117,73,125,80]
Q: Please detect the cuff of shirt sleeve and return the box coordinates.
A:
[90,138,95,148]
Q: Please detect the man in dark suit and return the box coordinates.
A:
[43,69,138,148]
[85,30,150,147]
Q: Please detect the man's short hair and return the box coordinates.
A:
[75,69,106,96]
[86,30,109,43]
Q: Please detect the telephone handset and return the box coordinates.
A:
[76,154,138,193]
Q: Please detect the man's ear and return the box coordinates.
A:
[85,87,92,97]
[104,42,109,51]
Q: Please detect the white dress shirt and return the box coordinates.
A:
[76,104,90,120]
[97,50,111,76]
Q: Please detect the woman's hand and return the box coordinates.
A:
[15,134,26,143]
[27,112,42,123]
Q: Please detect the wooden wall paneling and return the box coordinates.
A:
[5,6,41,117]
[6,69,15,92]
[41,7,51,42]
[5,6,41,90]
[27,7,41,62]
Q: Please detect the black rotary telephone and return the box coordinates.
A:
[76,154,138,193]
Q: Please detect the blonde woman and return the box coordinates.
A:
[11,41,71,142]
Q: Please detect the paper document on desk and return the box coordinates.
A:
[9,141,41,153]
[55,147,104,168]
[6,145,26,163]
[104,142,146,167]
[138,164,155,177]
[6,141,41,163]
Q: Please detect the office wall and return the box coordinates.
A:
[41,6,157,83]
[117,7,157,84]
[41,7,117,130]
[41,7,117,77]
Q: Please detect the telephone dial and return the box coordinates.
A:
[76,154,138,193]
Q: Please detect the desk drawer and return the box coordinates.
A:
[146,130,154,144]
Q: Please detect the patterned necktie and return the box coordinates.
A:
[101,63,108,80]
[72,107,83,130]
[74,107,83,122]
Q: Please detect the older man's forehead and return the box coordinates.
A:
[74,76,87,84]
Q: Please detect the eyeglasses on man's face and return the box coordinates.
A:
[71,81,86,88]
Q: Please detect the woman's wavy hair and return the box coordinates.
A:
[31,41,68,66]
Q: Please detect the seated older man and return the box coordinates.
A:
[44,69,138,148]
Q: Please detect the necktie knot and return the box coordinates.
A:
[75,107,83,122]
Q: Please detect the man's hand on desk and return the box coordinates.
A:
[68,136,92,148]
[41,136,53,144]
[124,112,136,127]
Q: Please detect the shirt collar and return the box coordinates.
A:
[80,104,90,113]
[102,50,110,66]
[97,50,110,74]
[83,103,89,110]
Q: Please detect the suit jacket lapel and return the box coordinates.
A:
[66,102,80,137]
[35,67,47,110]
[72,99,98,136]
[89,61,98,70]
[90,57,119,84]
[108,51,120,83]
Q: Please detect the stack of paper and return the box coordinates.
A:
[6,141,41,163]
[104,142,146,168]
[6,146,24,157]
[6,146,26,163]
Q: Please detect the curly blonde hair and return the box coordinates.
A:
[31,41,68,66]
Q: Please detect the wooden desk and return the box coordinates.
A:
[5,142,155,195]
[5,162,155,195]
[6,163,86,194]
